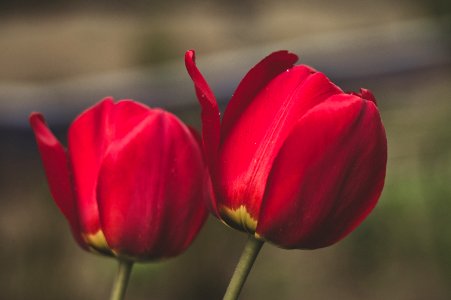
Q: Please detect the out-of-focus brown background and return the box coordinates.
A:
[1,0,451,299]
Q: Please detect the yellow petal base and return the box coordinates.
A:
[220,205,258,234]
[82,230,113,256]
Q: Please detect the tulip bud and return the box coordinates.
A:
[185,50,387,249]
[30,98,208,260]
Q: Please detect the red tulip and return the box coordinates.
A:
[185,50,387,249]
[30,98,208,260]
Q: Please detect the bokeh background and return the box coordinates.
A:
[1,0,451,299]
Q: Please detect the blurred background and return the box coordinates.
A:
[1,0,451,299]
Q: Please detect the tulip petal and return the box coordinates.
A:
[217,70,342,223]
[257,94,387,249]
[187,125,219,218]
[97,110,207,260]
[68,98,151,235]
[185,50,221,170]
[67,98,114,235]
[221,50,298,138]
[29,113,85,248]
[350,88,377,105]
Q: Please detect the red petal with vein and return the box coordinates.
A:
[221,50,298,137]
[185,50,220,170]
[97,110,207,259]
[67,98,151,235]
[257,94,387,249]
[217,69,342,218]
[29,113,86,248]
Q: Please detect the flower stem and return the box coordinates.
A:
[223,235,264,300]
[109,259,134,300]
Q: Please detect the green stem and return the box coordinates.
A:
[223,235,264,300]
[109,259,134,300]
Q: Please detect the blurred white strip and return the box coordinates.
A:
[1,16,449,127]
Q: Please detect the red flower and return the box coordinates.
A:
[30,98,208,260]
[185,50,387,249]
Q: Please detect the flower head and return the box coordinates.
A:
[30,98,208,260]
[185,50,387,249]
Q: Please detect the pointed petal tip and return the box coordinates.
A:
[99,96,116,108]
[265,50,299,66]
[360,88,377,105]
[29,112,62,147]
[29,112,44,127]
[186,49,195,58]
[350,88,377,105]
[100,96,115,102]
[185,50,196,68]
[29,111,43,119]
[273,49,298,58]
